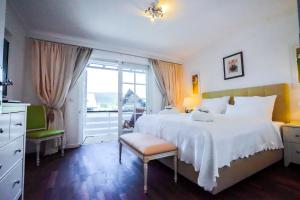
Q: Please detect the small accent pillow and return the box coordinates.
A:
[159,107,180,115]
[196,105,210,113]
[196,96,230,114]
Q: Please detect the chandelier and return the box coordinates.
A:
[145,1,164,21]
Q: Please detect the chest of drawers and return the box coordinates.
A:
[0,103,29,200]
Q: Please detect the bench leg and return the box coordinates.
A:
[119,141,122,164]
[174,154,177,183]
[36,142,41,167]
[144,162,148,194]
[61,135,64,157]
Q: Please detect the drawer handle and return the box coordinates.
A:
[15,123,22,126]
[296,151,300,154]
[15,149,22,153]
[13,180,20,186]
[296,135,300,138]
[0,128,3,134]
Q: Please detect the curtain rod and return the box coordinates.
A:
[28,37,182,65]
[89,57,150,68]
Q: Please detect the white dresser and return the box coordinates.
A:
[0,103,29,200]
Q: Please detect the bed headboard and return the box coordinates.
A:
[202,83,291,123]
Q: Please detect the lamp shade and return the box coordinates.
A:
[183,96,200,109]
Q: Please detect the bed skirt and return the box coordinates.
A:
[159,149,283,194]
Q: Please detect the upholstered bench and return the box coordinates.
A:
[119,133,178,193]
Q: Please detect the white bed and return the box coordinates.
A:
[135,113,284,191]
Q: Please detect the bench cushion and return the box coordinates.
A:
[120,133,176,156]
[27,129,64,139]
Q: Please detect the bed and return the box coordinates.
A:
[135,83,291,194]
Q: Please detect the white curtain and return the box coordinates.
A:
[64,72,86,148]
[150,59,184,111]
[31,39,92,154]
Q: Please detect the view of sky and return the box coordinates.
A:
[86,68,146,98]
[87,68,118,93]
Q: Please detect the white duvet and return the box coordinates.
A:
[134,113,283,191]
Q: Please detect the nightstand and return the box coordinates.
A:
[282,123,300,167]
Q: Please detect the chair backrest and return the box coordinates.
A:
[129,108,145,126]
[27,105,47,132]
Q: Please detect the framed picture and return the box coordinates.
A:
[223,52,244,80]
[192,74,199,95]
[296,48,300,83]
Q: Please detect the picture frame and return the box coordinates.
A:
[296,48,300,83]
[192,74,199,95]
[223,51,244,80]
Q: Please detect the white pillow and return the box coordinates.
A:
[225,104,261,117]
[232,95,277,120]
[196,96,230,114]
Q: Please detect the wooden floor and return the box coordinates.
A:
[24,141,300,200]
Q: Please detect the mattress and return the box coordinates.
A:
[135,113,284,191]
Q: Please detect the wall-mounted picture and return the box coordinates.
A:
[192,74,199,95]
[296,48,300,83]
[223,51,244,80]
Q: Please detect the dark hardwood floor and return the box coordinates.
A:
[24,141,300,200]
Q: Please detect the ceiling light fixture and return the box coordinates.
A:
[145,1,165,22]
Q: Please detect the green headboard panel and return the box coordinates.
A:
[202,83,291,123]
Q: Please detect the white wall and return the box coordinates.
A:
[21,38,41,104]
[5,4,26,100]
[5,4,39,153]
[0,0,6,85]
[184,11,299,94]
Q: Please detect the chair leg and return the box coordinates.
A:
[119,141,122,164]
[174,154,178,183]
[61,135,64,157]
[36,142,41,167]
[144,161,148,194]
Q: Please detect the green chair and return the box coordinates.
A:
[26,105,64,166]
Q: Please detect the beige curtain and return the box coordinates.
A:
[31,39,92,154]
[150,59,184,110]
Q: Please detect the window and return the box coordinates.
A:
[84,60,149,139]
[86,63,119,111]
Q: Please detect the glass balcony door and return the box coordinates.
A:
[119,65,148,135]
[85,64,119,143]
[85,60,148,143]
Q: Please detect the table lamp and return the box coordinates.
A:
[183,96,200,113]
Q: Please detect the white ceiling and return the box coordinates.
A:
[9,0,296,62]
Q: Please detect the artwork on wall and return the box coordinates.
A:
[223,51,244,80]
[192,74,199,95]
[296,48,300,83]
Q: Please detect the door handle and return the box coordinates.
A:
[15,123,22,126]
[13,180,20,186]
[15,149,21,153]
[0,128,3,134]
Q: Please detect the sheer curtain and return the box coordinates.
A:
[64,72,87,148]
[150,59,184,110]
[31,39,92,154]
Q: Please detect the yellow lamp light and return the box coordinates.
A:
[183,96,200,112]
[160,4,168,13]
